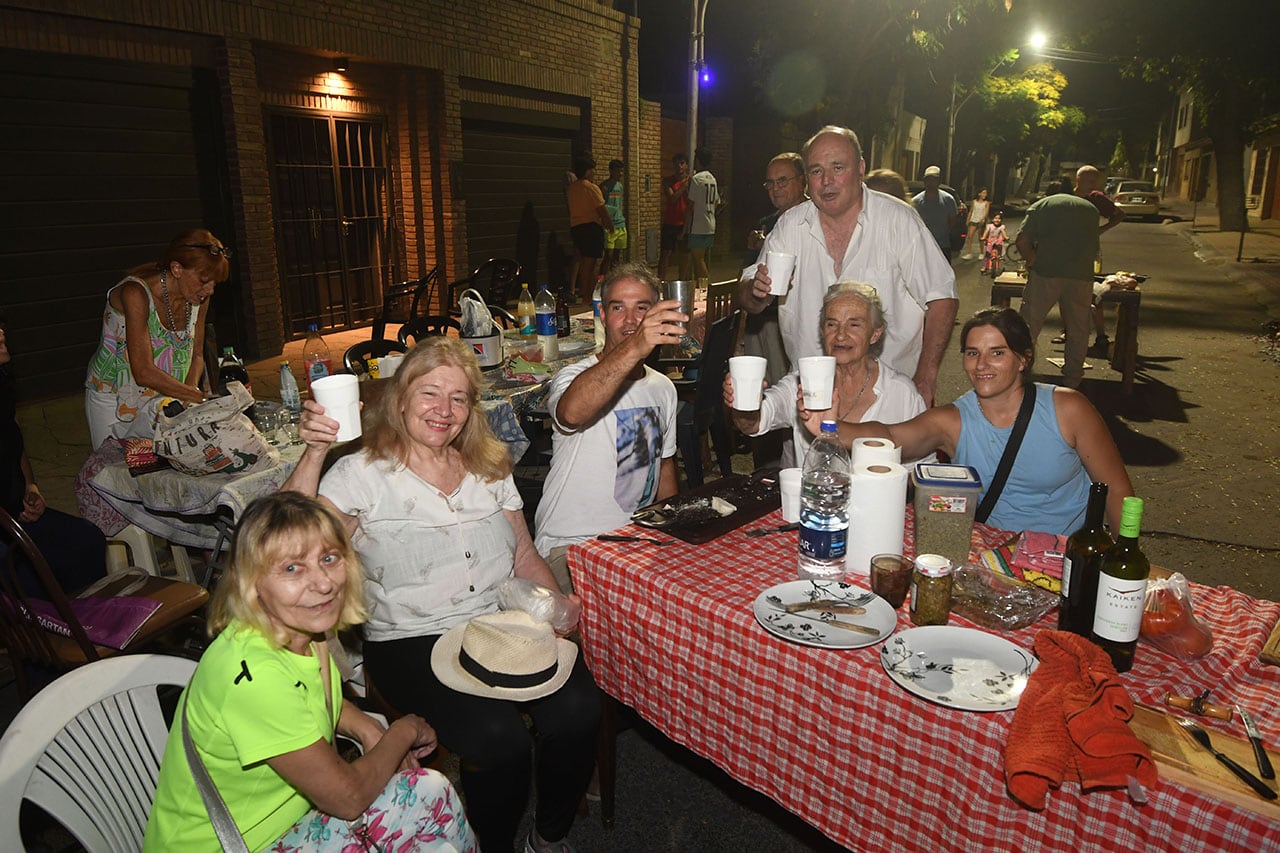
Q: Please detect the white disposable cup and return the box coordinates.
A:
[798,356,837,410]
[766,251,797,296]
[778,467,802,523]
[379,353,405,377]
[728,356,768,411]
[310,374,363,442]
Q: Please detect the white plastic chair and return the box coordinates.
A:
[0,654,196,852]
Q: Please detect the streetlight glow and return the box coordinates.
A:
[1029,32,1047,50]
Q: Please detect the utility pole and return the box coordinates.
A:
[687,0,709,166]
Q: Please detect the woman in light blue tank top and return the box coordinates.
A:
[819,308,1134,534]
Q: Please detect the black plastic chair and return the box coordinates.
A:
[343,339,407,377]
[398,315,461,347]
[675,311,739,487]
[372,269,438,341]
[487,305,518,330]
[446,258,523,313]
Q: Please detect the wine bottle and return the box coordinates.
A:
[1090,496,1150,673]
[1058,482,1112,637]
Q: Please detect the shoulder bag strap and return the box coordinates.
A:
[181,700,251,853]
[974,383,1037,524]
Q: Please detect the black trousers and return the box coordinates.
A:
[365,632,600,852]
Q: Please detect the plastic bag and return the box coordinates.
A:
[950,563,1059,631]
[457,288,497,337]
[152,381,280,476]
[496,577,581,635]
[1139,572,1214,660]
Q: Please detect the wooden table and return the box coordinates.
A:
[992,272,1143,394]
[570,511,1280,851]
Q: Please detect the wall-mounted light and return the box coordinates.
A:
[334,57,349,72]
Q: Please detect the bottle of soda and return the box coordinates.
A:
[1059,482,1112,637]
[279,360,302,415]
[797,420,851,580]
[535,286,559,361]
[302,323,333,393]
[517,283,536,339]
[217,346,251,396]
[555,283,571,338]
[592,278,606,353]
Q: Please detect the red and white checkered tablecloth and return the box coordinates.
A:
[570,510,1280,852]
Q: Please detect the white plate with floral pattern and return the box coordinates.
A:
[752,580,897,650]
[879,626,1037,712]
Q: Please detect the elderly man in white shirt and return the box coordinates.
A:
[738,125,958,406]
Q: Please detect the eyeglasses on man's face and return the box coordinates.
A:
[762,176,796,190]
[181,243,233,259]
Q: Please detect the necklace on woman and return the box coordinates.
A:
[836,362,872,422]
[158,270,190,341]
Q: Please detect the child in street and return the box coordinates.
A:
[981,212,1008,276]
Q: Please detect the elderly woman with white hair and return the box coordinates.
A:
[725,281,928,457]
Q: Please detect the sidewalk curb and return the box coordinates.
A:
[1175,224,1280,321]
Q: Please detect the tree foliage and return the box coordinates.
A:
[1029,0,1280,229]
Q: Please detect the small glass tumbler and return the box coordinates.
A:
[870,553,913,609]
[252,407,281,445]
[281,410,302,445]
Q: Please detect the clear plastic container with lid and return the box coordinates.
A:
[911,463,983,569]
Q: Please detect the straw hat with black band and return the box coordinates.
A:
[430,610,576,701]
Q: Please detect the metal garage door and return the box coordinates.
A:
[0,49,234,399]
[461,114,578,295]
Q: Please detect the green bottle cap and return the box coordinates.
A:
[1118,496,1144,537]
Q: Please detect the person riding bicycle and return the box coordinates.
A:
[981,212,1009,276]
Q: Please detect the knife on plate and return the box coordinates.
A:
[1238,706,1276,780]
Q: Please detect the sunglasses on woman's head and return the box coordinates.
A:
[181,243,233,259]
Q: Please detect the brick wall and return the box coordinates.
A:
[2,0,636,356]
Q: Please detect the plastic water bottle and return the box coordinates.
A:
[798,420,851,580]
[535,286,559,361]
[592,279,606,353]
[517,283,536,339]
[279,360,302,414]
[302,323,333,393]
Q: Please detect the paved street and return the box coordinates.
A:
[942,203,1280,600]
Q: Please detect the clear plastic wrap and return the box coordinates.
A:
[1139,572,1214,660]
[950,563,1059,631]
[496,578,581,635]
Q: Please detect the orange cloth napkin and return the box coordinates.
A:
[1004,630,1158,809]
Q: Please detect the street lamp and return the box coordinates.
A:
[687,0,710,166]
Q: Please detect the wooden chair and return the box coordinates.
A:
[0,654,196,853]
[343,338,407,377]
[704,279,738,326]
[0,505,208,704]
[398,314,462,347]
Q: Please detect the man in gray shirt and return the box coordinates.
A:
[912,165,958,260]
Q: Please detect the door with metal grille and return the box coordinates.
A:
[268,113,390,336]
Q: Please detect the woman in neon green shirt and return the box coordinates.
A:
[144,492,476,852]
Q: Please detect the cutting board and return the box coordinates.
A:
[1259,617,1280,666]
[1130,705,1280,818]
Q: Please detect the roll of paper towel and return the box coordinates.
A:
[845,461,908,577]
[852,437,902,467]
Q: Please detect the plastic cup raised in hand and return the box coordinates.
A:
[798,356,837,410]
[728,356,768,411]
[310,374,362,442]
[766,251,797,296]
[778,467,802,523]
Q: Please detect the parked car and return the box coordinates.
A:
[1103,176,1131,197]
[1112,180,1161,221]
